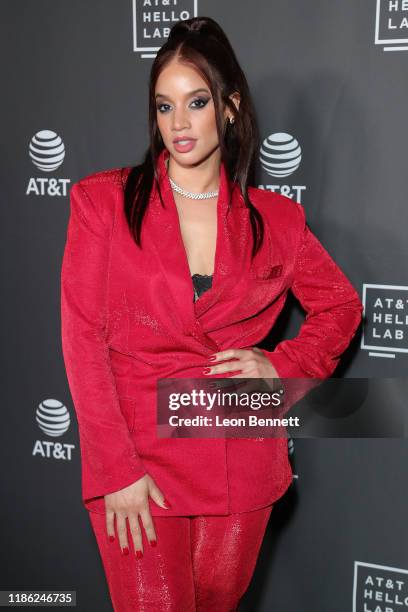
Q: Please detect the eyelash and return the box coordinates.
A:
[156,97,210,113]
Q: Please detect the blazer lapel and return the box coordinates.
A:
[145,148,250,341]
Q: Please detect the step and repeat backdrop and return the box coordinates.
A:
[1,1,407,611]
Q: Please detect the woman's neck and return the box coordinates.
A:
[165,153,220,194]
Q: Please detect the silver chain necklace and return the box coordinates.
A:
[169,176,219,200]
[166,160,219,200]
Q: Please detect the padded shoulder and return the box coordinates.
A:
[69,167,132,228]
[76,166,132,187]
[247,186,305,228]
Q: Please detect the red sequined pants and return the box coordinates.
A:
[88,504,273,611]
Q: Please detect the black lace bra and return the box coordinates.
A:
[192,273,213,302]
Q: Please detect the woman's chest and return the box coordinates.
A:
[172,192,218,277]
[104,197,293,352]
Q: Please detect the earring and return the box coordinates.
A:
[229,117,235,124]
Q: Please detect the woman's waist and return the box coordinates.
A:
[109,345,223,388]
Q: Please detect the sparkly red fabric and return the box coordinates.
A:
[88,504,273,611]
[60,147,364,516]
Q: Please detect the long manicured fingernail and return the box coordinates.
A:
[149,540,157,547]
[135,550,143,559]
[108,535,115,542]
[208,355,217,361]
[202,367,211,374]
[121,547,129,556]
[163,498,172,508]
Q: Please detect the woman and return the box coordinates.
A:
[60,16,363,612]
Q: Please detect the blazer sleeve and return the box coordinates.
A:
[60,181,147,508]
[260,202,364,380]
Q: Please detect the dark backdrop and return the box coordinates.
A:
[1,2,407,611]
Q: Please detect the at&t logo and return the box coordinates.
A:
[258,132,306,203]
[361,283,408,358]
[32,398,75,461]
[132,0,198,59]
[375,0,408,51]
[26,129,70,197]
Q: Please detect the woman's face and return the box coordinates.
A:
[155,59,230,165]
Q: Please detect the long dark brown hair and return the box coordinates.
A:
[123,16,265,258]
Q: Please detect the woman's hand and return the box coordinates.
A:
[203,347,283,394]
[104,474,170,557]
[204,347,279,378]
[202,347,285,424]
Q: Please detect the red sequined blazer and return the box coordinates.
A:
[60,147,364,516]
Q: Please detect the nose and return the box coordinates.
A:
[171,106,191,131]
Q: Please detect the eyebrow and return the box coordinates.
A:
[155,88,210,100]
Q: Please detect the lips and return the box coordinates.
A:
[173,139,197,153]
[173,138,196,144]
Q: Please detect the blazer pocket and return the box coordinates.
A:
[117,396,137,433]
[250,263,283,282]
